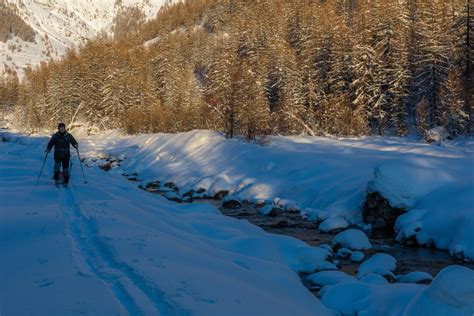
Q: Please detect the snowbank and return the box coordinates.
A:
[320,266,474,315]
[76,130,474,259]
[320,281,423,315]
[404,265,474,315]
[367,161,453,209]
[368,160,474,260]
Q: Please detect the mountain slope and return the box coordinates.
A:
[1,0,170,76]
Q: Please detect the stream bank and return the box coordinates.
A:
[130,177,473,295]
[83,153,473,297]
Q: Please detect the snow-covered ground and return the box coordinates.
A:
[78,129,474,261]
[1,128,473,315]
[0,132,333,315]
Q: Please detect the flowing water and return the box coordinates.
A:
[192,199,473,277]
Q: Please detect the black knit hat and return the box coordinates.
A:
[58,123,66,129]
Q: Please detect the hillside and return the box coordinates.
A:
[0,0,171,76]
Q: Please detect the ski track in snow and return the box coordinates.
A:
[61,186,184,316]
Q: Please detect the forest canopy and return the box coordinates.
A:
[1,0,472,139]
[0,1,35,43]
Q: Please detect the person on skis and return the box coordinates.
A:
[45,123,78,186]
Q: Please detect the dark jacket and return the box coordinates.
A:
[47,131,78,158]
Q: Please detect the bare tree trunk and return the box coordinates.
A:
[288,112,315,136]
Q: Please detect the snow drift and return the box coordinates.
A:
[79,130,474,259]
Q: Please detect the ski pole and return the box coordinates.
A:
[75,147,88,184]
[36,151,49,186]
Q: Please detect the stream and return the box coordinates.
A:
[88,156,473,294]
[193,199,472,276]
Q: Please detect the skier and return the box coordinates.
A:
[45,123,78,187]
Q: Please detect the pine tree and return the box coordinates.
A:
[206,36,238,137]
[388,0,411,136]
[439,68,469,137]
[452,0,473,133]
[416,97,430,138]
[413,0,451,127]
[351,44,377,135]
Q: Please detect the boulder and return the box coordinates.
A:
[350,251,365,263]
[272,220,289,228]
[192,192,207,199]
[163,182,178,191]
[214,190,229,200]
[195,188,206,194]
[145,180,160,190]
[335,248,353,259]
[258,204,281,216]
[222,195,242,209]
[398,271,433,284]
[425,126,446,144]
[357,253,397,281]
[319,217,349,233]
[332,229,372,251]
[274,198,300,213]
[363,191,405,235]
[182,195,193,203]
[164,191,182,203]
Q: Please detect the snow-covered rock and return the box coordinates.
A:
[425,126,447,143]
[208,175,233,199]
[319,216,349,232]
[307,271,356,287]
[350,251,365,262]
[258,204,279,216]
[359,273,389,285]
[274,198,300,213]
[357,253,397,279]
[222,195,242,209]
[319,244,333,254]
[301,208,320,221]
[398,271,433,284]
[163,191,182,202]
[335,248,353,259]
[274,241,336,273]
[332,229,371,251]
[363,191,406,231]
